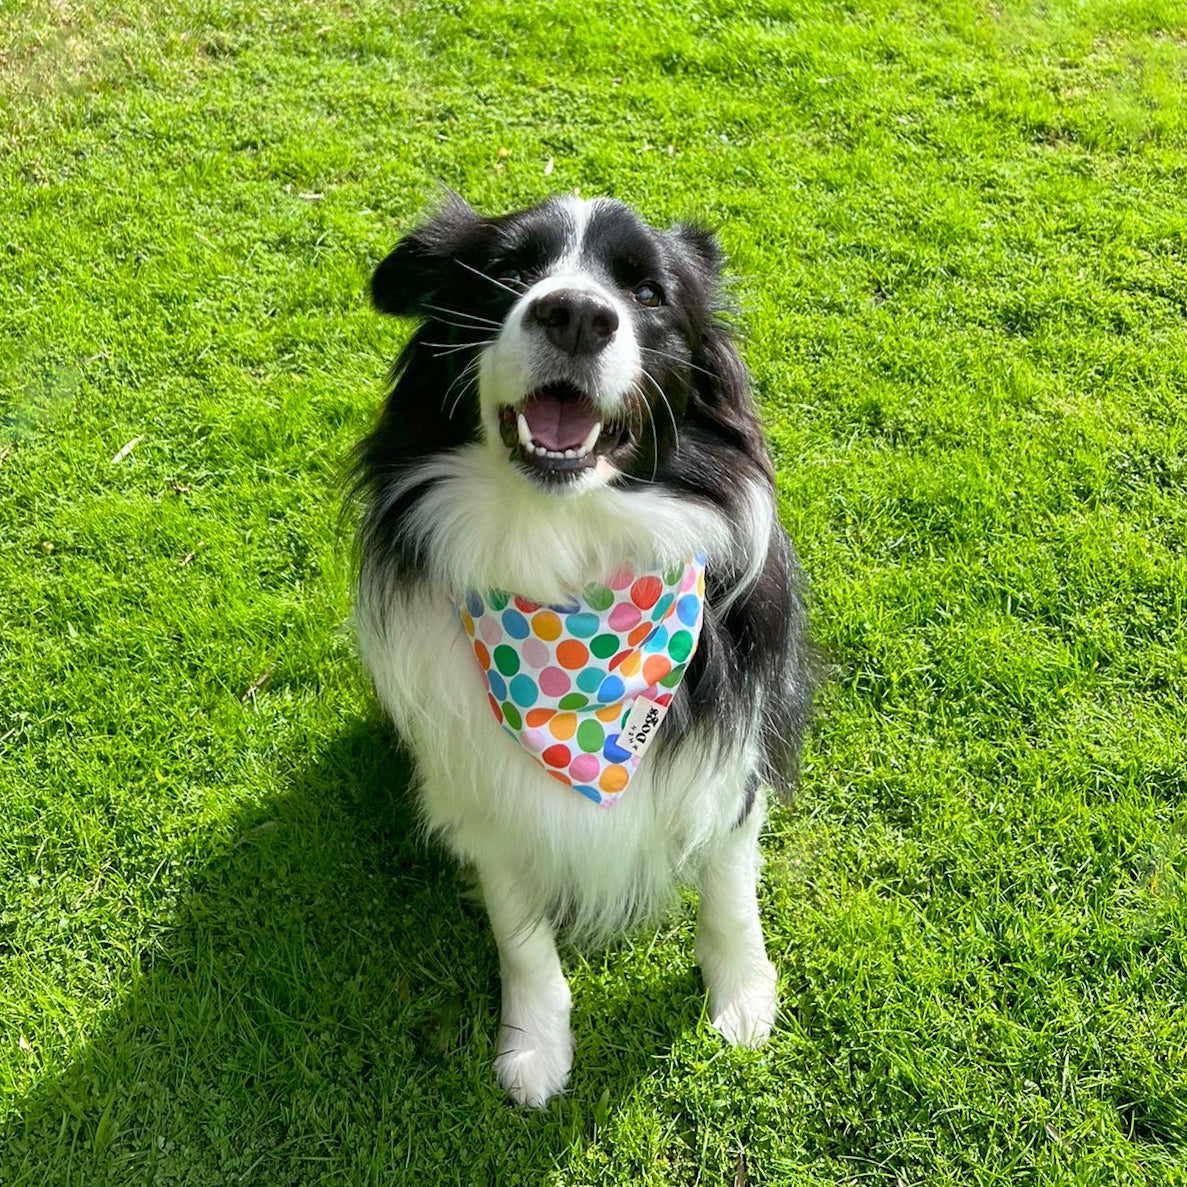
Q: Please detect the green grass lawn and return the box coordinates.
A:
[3,0,1186,1182]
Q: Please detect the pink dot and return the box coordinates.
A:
[609,602,641,630]
[538,666,571,696]
[570,754,599,783]
[480,616,501,646]
[607,567,634,590]
[523,728,548,752]
[680,565,697,592]
[521,638,549,669]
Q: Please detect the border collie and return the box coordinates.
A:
[352,195,811,1106]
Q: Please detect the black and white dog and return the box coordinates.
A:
[352,195,811,1106]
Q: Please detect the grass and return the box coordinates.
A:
[2,0,1186,1182]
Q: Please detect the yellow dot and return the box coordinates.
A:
[532,611,562,640]
[599,765,628,793]
[617,650,642,678]
[549,712,577,740]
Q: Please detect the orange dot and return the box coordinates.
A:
[547,768,573,786]
[532,611,562,641]
[599,764,629,793]
[595,701,624,723]
[643,655,672,685]
[627,622,652,647]
[473,641,491,670]
[549,712,577,740]
[525,708,555,728]
[556,639,590,670]
[617,650,642,678]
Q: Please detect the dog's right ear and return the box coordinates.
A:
[370,195,488,317]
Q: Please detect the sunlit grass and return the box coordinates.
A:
[2,1,1186,1182]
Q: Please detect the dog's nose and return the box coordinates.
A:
[529,290,619,356]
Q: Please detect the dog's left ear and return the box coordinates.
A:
[371,195,491,317]
[668,222,725,280]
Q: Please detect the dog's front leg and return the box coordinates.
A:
[695,797,778,1046]
[477,862,573,1107]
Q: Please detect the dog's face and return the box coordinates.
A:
[370,195,728,494]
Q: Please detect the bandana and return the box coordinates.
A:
[454,555,706,806]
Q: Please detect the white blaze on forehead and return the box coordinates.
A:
[555,195,605,271]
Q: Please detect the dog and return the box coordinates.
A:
[351,194,811,1106]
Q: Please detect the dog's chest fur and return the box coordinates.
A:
[355,447,757,938]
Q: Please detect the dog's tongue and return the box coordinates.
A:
[523,389,599,451]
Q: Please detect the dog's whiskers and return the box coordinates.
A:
[638,344,716,380]
[628,381,662,485]
[454,259,523,298]
[422,339,497,357]
[422,302,502,326]
[441,356,483,419]
[637,366,681,456]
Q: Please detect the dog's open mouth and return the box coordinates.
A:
[498,382,628,476]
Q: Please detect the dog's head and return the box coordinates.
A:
[370,194,757,494]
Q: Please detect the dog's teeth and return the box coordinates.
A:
[517,413,532,450]
[577,421,602,456]
[563,449,576,459]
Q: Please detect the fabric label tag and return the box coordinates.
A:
[619,696,670,759]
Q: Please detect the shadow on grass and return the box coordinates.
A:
[1,717,704,1185]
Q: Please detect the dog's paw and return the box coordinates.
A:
[706,957,778,1047]
[494,1023,574,1108]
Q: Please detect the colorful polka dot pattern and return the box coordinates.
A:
[455,554,707,806]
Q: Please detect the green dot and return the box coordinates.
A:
[659,663,686,689]
[590,632,619,659]
[668,630,693,663]
[663,561,684,585]
[493,645,520,677]
[501,701,522,730]
[558,693,589,711]
[488,589,509,611]
[576,719,605,753]
[582,582,614,611]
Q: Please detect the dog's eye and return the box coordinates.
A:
[632,282,664,307]
[496,268,524,288]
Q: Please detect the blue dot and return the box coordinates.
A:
[466,592,484,618]
[502,609,529,639]
[487,671,506,700]
[548,596,580,614]
[597,675,625,703]
[572,783,602,804]
[576,667,604,694]
[677,594,701,626]
[651,593,674,621]
[510,674,539,708]
[566,612,599,638]
[644,626,669,653]
[603,734,631,763]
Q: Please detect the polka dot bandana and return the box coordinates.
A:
[454,554,707,806]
